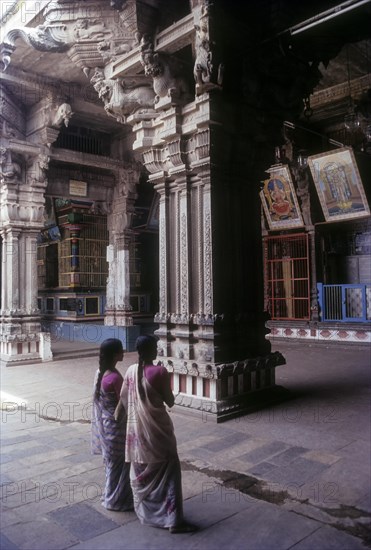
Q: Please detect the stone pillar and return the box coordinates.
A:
[0,150,51,365]
[104,167,141,348]
[130,92,284,420]
[105,232,133,327]
[67,224,82,288]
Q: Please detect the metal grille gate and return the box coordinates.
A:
[264,233,310,320]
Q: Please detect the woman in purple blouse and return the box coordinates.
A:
[118,334,197,533]
[91,338,133,511]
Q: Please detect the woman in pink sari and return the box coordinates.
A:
[118,335,197,533]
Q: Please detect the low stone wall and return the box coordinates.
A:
[267,321,371,344]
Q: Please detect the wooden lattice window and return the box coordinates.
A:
[264,233,310,320]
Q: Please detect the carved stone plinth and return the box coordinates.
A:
[164,351,286,422]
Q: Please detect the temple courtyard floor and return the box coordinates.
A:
[0,339,370,550]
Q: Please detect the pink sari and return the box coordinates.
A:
[120,364,183,528]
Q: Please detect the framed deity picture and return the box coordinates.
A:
[307,147,370,222]
[260,164,304,230]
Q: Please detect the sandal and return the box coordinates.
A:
[169,523,199,534]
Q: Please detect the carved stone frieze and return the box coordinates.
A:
[190,363,199,376]
[0,85,25,137]
[158,356,217,379]
[1,2,138,73]
[216,352,285,377]
[73,19,110,43]
[97,39,134,63]
[180,211,188,315]
[191,313,215,325]
[178,361,188,372]
[158,215,167,315]
[203,208,213,314]
[111,0,157,38]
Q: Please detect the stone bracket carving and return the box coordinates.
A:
[1,4,137,73]
[139,34,191,106]
[51,103,74,129]
[0,147,22,184]
[90,67,156,123]
[193,2,224,95]
[1,25,71,70]
[141,126,209,177]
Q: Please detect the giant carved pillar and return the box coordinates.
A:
[128,88,285,420]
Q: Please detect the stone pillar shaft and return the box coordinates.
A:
[132,92,284,420]
[0,146,49,365]
[3,228,20,312]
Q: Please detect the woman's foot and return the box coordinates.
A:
[169,522,199,534]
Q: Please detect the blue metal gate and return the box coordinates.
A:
[317,283,371,322]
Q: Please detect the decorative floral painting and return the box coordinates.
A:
[260,164,304,230]
[308,147,370,222]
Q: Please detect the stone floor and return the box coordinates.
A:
[0,340,370,549]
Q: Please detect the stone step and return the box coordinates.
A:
[52,348,99,361]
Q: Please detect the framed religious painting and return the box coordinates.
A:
[307,147,370,222]
[260,164,304,230]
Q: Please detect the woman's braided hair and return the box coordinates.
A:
[94,338,124,400]
[135,335,158,400]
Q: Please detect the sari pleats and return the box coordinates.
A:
[92,373,133,511]
[121,364,183,528]
[130,458,183,528]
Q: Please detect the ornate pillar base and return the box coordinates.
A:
[104,309,134,327]
[155,319,286,421]
[159,351,286,422]
[0,315,51,366]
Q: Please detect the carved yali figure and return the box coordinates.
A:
[0,148,22,183]
[90,68,155,122]
[193,3,223,94]
[73,19,108,42]
[139,35,190,103]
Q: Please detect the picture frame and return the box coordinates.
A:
[307,147,370,222]
[260,164,304,230]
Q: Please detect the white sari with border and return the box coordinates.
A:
[121,363,183,528]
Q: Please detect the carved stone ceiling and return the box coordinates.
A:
[2,0,371,132]
[2,43,120,133]
[9,41,87,87]
[315,40,371,90]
